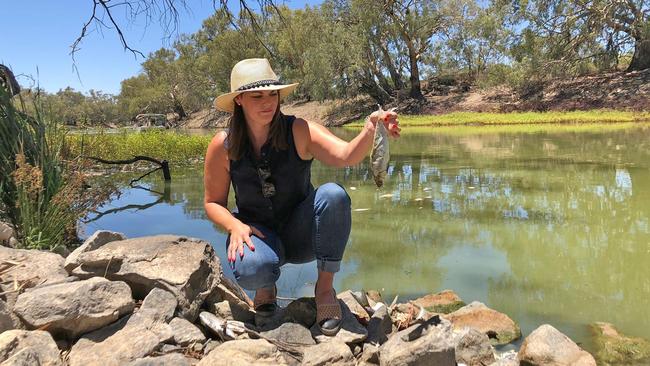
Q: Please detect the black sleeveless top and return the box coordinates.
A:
[230,115,314,231]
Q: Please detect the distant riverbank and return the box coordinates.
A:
[68,114,650,166]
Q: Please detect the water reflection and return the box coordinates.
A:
[81,124,650,349]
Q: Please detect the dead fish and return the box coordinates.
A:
[370,105,395,188]
[199,311,246,341]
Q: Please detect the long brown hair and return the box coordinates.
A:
[225,102,288,161]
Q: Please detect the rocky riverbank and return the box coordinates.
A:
[1,228,649,365]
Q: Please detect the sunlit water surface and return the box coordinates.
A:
[80,124,650,351]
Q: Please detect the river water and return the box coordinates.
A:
[80,123,650,351]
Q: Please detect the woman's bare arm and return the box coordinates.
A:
[293,112,400,168]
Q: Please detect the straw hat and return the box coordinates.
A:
[214,58,299,113]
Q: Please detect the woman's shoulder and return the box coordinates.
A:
[207,131,229,157]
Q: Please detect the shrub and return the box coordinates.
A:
[0,86,113,250]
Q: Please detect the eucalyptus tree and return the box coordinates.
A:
[512,0,649,73]
[436,0,511,81]
[382,0,447,99]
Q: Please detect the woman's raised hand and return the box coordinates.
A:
[370,106,401,138]
[227,221,265,266]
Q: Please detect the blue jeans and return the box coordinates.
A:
[227,182,351,290]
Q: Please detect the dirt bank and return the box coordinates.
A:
[179,69,650,128]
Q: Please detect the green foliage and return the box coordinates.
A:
[67,130,212,165]
[347,110,650,127]
[29,0,649,124]
[17,87,122,127]
[0,87,112,250]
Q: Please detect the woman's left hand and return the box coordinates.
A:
[370,107,401,138]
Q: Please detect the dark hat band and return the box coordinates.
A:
[236,79,283,91]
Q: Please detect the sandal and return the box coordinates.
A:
[254,285,277,317]
[316,288,342,336]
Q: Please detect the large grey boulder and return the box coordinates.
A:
[302,340,355,365]
[67,288,177,366]
[518,324,596,366]
[66,235,222,320]
[379,317,456,366]
[0,330,63,366]
[13,277,134,338]
[198,339,299,365]
[0,247,69,330]
[64,230,126,272]
[445,301,521,345]
[0,246,68,289]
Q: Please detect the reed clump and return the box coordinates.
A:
[0,86,114,251]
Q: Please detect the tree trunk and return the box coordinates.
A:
[406,43,423,99]
[377,41,404,89]
[358,69,392,105]
[627,39,650,71]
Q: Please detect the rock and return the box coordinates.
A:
[64,230,126,272]
[13,277,135,338]
[489,359,519,366]
[0,246,68,289]
[126,353,192,366]
[366,290,384,304]
[198,339,298,365]
[302,340,355,365]
[203,340,221,355]
[338,290,370,324]
[67,288,177,366]
[206,277,253,309]
[311,301,367,345]
[366,303,392,345]
[412,289,466,314]
[261,322,316,346]
[379,317,456,366]
[0,299,16,332]
[255,306,291,332]
[68,235,222,320]
[352,344,362,356]
[169,317,206,346]
[359,343,380,365]
[0,222,13,242]
[212,299,255,323]
[0,330,63,365]
[518,324,596,366]
[191,342,204,353]
[8,237,18,248]
[286,297,316,328]
[160,344,182,353]
[138,287,178,323]
[445,302,521,345]
[454,328,496,366]
[590,322,650,365]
